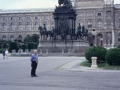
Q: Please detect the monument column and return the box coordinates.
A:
[69,17,72,34]
[71,17,74,35]
[55,17,59,34]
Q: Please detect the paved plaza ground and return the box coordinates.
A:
[0,55,120,90]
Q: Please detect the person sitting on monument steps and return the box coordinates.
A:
[31,50,39,77]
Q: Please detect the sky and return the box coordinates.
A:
[0,0,120,9]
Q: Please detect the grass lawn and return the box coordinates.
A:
[80,60,120,70]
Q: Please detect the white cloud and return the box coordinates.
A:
[114,0,120,4]
[3,0,57,9]
[1,0,120,9]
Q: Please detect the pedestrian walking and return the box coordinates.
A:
[5,49,9,59]
[31,50,38,77]
[2,49,5,59]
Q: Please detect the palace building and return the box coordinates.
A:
[0,0,120,47]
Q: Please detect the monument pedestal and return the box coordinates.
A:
[37,40,89,56]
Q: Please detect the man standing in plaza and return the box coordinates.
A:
[31,50,38,77]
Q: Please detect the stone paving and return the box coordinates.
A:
[0,55,120,90]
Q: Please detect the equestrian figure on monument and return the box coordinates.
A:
[58,0,71,6]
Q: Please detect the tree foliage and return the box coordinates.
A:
[105,48,120,65]
[27,42,34,51]
[24,34,39,44]
[85,46,107,63]
[9,42,19,52]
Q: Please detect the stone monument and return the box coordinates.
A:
[37,0,89,55]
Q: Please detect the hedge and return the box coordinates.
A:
[27,42,34,51]
[9,42,19,52]
[21,44,26,52]
[105,48,120,65]
[85,46,107,63]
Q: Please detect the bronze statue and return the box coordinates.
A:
[58,0,71,6]
[58,0,64,6]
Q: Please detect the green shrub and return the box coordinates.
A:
[0,48,3,53]
[21,44,26,52]
[34,43,38,49]
[117,45,120,48]
[9,42,19,52]
[27,42,34,51]
[105,48,120,65]
[85,46,107,63]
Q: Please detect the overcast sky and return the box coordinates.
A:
[0,0,120,9]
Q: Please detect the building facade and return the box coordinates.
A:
[0,0,120,47]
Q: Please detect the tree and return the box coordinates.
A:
[31,34,39,44]
[24,34,39,44]
[21,44,26,52]
[34,43,38,49]
[9,42,19,52]
[27,42,34,51]
[24,35,32,43]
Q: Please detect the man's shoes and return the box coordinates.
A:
[31,75,34,77]
[34,75,38,77]
[31,75,38,77]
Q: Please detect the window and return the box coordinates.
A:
[86,12,93,16]
[35,21,39,30]
[79,12,84,16]
[27,22,31,26]
[18,35,22,41]
[97,13,102,16]
[51,21,55,28]
[10,17,14,21]
[27,17,30,20]
[2,35,6,40]
[118,19,120,28]
[118,13,120,16]
[52,16,54,19]
[10,35,14,41]
[2,22,7,31]
[106,19,111,26]
[87,19,92,28]
[18,22,23,30]
[106,11,111,16]
[2,17,6,21]
[35,17,38,19]
[78,19,83,26]
[19,17,22,20]
[10,22,14,30]
[27,22,31,30]
[97,19,103,28]
[44,16,47,20]
[118,33,120,41]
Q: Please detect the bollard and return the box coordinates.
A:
[91,57,98,68]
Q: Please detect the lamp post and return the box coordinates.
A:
[104,23,107,48]
[111,23,115,48]
[91,29,98,68]
[100,37,103,46]
[91,29,97,56]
